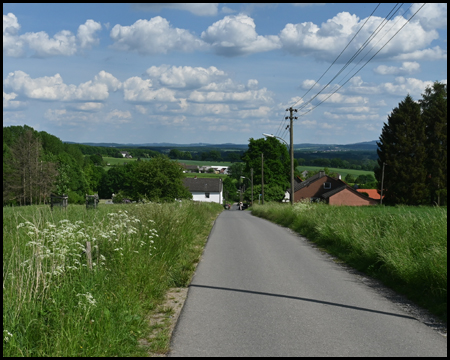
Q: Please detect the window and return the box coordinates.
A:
[205,192,210,198]
[323,182,331,189]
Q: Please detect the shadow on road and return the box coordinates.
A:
[189,284,417,321]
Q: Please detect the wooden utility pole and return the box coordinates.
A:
[251,168,254,206]
[261,153,264,205]
[380,162,386,205]
[286,107,297,205]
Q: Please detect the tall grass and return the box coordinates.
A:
[251,202,447,322]
[3,201,223,356]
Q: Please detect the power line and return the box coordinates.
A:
[297,3,426,118]
[291,3,382,109]
[294,3,405,114]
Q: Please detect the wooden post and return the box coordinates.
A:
[86,241,93,270]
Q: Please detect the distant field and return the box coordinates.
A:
[184,173,227,179]
[296,165,374,179]
[99,157,373,179]
[176,159,234,166]
[100,157,234,170]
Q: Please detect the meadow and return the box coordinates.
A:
[296,165,374,179]
[251,202,447,322]
[3,201,223,356]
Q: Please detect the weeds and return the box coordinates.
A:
[3,201,222,356]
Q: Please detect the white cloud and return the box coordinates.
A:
[106,109,132,123]
[145,65,227,89]
[3,13,25,56]
[110,17,206,55]
[391,46,447,61]
[3,91,25,109]
[3,13,101,57]
[279,10,444,62]
[70,102,104,112]
[373,61,421,75]
[201,14,281,56]
[131,3,219,16]
[123,76,177,102]
[77,19,102,49]
[3,70,121,101]
[411,3,447,31]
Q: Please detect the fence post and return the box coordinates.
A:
[86,241,93,270]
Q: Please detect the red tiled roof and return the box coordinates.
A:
[356,189,384,199]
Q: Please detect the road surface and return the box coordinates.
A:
[169,208,447,357]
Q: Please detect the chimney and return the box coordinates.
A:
[319,171,325,177]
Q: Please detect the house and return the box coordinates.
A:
[288,171,378,206]
[120,151,132,159]
[179,163,199,173]
[183,177,223,204]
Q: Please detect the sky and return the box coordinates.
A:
[3,3,447,145]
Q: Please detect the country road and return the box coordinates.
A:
[168,207,447,357]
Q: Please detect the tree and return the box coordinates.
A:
[130,155,192,201]
[376,94,428,205]
[4,130,57,205]
[345,174,356,183]
[241,137,289,202]
[419,82,447,205]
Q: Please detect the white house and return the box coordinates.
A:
[183,177,223,204]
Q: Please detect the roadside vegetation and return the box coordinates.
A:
[3,201,223,356]
[251,202,447,322]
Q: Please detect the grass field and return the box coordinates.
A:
[99,157,234,171]
[3,201,223,356]
[296,165,374,179]
[251,202,447,322]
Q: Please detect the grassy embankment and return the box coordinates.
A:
[251,202,447,322]
[3,201,223,356]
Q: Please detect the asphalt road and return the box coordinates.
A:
[168,208,447,357]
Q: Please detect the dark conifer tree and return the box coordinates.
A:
[376,94,428,205]
[419,82,447,205]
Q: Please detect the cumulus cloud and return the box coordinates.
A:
[3,13,25,56]
[122,76,177,102]
[106,109,132,123]
[373,61,421,75]
[3,13,101,57]
[3,91,25,109]
[3,70,121,101]
[77,19,102,49]
[131,3,219,16]
[145,65,227,89]
[201,14,281,56]
[110,17,206,55]
[279,10,445,62]
[411,3,447,31]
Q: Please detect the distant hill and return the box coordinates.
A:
[64,140,378,151]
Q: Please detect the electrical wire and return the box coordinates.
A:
[297,3,426,118]
[290,3,382,109]
[294,3,405,114]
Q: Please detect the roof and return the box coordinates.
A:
[322,184,379,203]
[288,171,328,194]
[356,189,384,200]
[183,177,223,192]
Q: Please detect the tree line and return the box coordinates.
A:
[375,81,447,205]
[3,126,191,206]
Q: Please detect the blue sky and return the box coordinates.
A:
[3,3,447,145]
